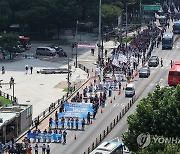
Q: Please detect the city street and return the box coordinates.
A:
[31,27,180,154]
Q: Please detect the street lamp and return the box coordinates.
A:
[125,2,135,49]
[75,20,79,68]
[98,0,102,62]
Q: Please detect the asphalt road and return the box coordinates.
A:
[27,22,180,154]
[96,34,180,149]
[49,30,180,154]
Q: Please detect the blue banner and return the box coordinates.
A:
[27,132,62,141]
[58,102,93,118]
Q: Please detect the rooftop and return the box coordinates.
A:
[0,112,16,127]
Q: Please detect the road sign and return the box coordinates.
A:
[143,5,161,11]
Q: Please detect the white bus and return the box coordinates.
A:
[90,138,130,154]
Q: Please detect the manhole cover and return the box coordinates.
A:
[26,100,30,102]
[40,84,44,85]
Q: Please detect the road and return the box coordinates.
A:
[98,35,180,147]
[49,29,180,153]
[20,24,180,154]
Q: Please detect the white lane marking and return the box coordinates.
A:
[114,103,119,107]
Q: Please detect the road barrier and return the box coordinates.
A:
[83,96,135,154]
[0,90,18,104]
[16,63,90,142]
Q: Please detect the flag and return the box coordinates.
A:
[112,58,120,67]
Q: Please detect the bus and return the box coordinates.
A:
[173,21,180,34]
[168,62,180,86]
[18,36,31,50]
[162,32,174,49]
[90,138,130,154]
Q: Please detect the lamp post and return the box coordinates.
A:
[125,3,128,49]
[67,56,70,95]
[75,20,78,68]
[98,0,102,62]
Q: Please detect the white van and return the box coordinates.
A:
[36,47,56,56]
[125,83,135,97]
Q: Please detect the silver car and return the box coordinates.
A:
[139,66,150,78]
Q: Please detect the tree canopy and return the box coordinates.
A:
[123,85,180,153]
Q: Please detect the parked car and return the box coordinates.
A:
[139,66,150,78]
[48,45,67,57]
[148,56,159,67]
[36,47,56,56]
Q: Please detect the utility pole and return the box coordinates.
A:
[139,0,142,32]
[75,20,78,68]
[98,0,102,62]
[125,3,128,49]
[67,56,70,95]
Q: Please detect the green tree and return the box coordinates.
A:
[0,0,12,32]
[0,33,19,59]
[102,4,122,25]
[123,85,180,153]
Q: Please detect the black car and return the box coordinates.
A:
[139,66,150,78]
[148,56,159,67]
[48,45,67,57]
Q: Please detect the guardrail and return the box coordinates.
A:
[16,63,90,142]
[83,97,135,154]
[0,90,18,104]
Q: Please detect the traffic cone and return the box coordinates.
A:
[110,99,112,103]
[101,108,103,113]
[74,134,77,140]
[118,90,121,95]
[90,119,93,124]
[114,96,116,100]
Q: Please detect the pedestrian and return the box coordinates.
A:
[9,77,14,89]
[81,118,85,130]
[2,66,5,74]
[87,112,91,124]
[71,117,74,129]
[108,87,112,97]
[25,65,28,74]
[170,60,173,68]
[27,145,32,154]
[67,117,70,129]
[161,58,163,67]
[75,118,79,130]
[118,82,121,90]
[105,49,107,57]
[30,66,33,74]
[46,145,50,154]
[49,117,52,128]
[61,117,65,129]
[63,131,67,144]
[41,144,46,154]
[34,119,39,130]
[34,144,38,154]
